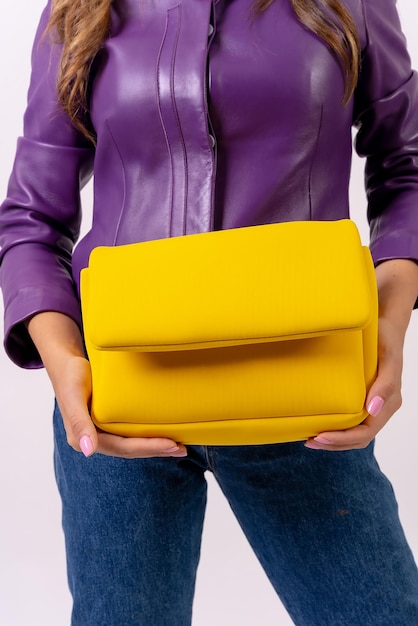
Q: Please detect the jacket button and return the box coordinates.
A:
[208,23,214,37]
[209,134,216,148]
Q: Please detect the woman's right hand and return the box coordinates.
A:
[27,312,187,459]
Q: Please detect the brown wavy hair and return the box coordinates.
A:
[47,0,360,142]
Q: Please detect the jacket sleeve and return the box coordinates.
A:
[353,0,418,270]
[0,1,95,368]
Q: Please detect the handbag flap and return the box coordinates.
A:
[81,220,376,351]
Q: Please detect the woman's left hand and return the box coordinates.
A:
[304,258,418,452]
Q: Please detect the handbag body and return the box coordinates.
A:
[80,220,378,445]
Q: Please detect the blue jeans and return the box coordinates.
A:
[53,404,418,625]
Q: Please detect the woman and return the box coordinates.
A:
[1,0,418,624]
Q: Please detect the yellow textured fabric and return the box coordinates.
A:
[81,220,378,444]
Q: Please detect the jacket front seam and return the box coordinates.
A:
[308,103,324,221]
[105,119,127,246]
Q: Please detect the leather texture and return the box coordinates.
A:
[80,220,378,444]
[1,0,418,368]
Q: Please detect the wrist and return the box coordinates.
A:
[27,311,86,368]
[376,259,418,331]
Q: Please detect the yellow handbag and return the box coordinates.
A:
[80,219,378,445]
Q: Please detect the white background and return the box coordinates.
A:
[0,2,417,625]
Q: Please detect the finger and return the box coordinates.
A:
[305,392,401,451]
[305,347,403,452]
[304,423,375,452]
[96,432,188,459]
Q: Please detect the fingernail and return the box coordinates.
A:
[314,436,333,445]
[169,450,188,458]
[367,396,385,417]
[304,441,323,450]
[80,435,94,457]
[162,446,180,453]
[162,445,188,458]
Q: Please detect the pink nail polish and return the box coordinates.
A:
[304,441,322,450]
[80,435,94,457]
[170,450,188,458]
[162,446,180,453]
[367,396,385,417]
[314,436,333,445]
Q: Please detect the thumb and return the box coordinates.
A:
[365,392,386,418]
[54,356,98,457]
[59,401,99,457]
[365,358,402,419]
[79,432,97,458]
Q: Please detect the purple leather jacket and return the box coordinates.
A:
[1,0,418,368]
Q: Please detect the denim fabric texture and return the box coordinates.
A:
[53,403,418,626]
